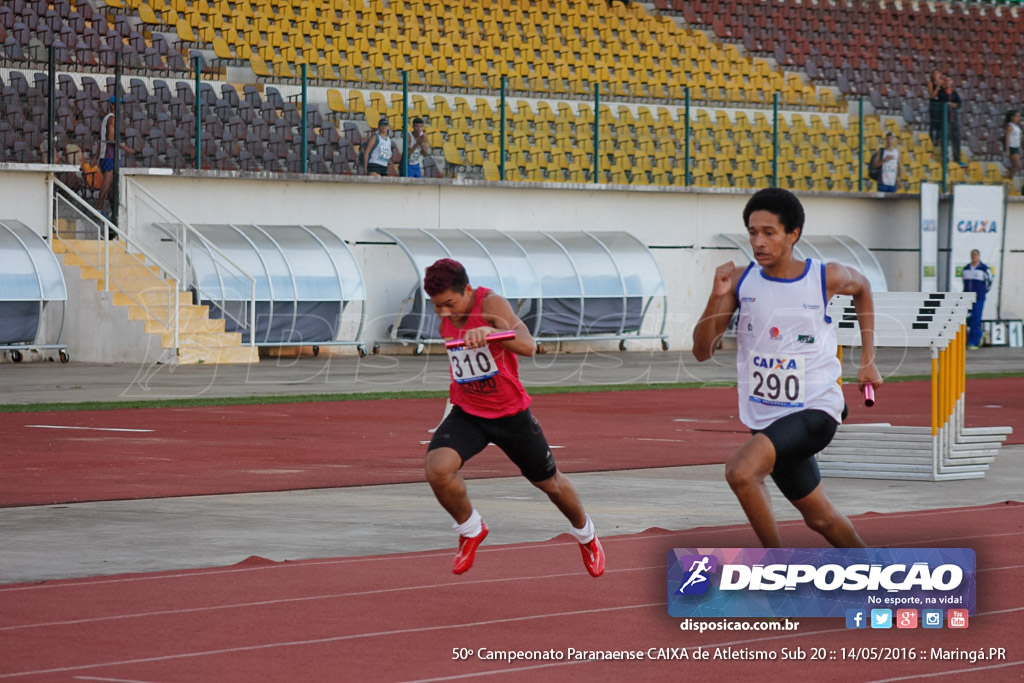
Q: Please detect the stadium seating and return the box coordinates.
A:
[0,0,1016,192]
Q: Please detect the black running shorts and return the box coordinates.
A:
[753,409,839,501]
[427,405,557,482]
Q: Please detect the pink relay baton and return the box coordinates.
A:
[863,384,875,407]
[445,330,517,349]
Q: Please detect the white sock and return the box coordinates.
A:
[569,514,595,545]
[454,509,483,538]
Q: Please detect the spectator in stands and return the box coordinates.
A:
[962,249,992,350]
[873,132,903,192]
[362,118,396,177]
[927,70,944,146]
[96,97,134,217]
[404,117,431,178]
[1005,110,1021,190]
[942,74,964,165]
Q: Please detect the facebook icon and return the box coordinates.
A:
[845,609,867,629]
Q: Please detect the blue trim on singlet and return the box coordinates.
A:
[734,261,757,311]
[758,257,812,283]
[820,262,832,324]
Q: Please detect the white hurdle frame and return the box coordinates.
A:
[819,292,1013,481]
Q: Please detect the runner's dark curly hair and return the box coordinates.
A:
[742,187,805,237]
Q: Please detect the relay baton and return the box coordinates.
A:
[445,330,516,349]
[863,384,875,407]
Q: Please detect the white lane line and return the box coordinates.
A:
[24,425,154,433]
[0,566,658,631]
[0,601,665,679]
[4,561,1020,633]
[73,677,162,683]
[418,441,564,448]
[865,660,1024,683]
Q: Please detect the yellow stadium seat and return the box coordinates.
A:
[327,89,347,116]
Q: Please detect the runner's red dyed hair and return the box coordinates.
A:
[424,258,469,296]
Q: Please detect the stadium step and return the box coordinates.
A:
[53,238,258,365]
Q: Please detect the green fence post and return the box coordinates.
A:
[402,70,409,178]
[772,92,779,188]
[500,75,507,181]
[47,45,56,165]
[594,83,600,183]
[858,97,865,192]
[941,101,949,194]
[112,51,122,227]
[684,86,690,187]
[194,55,201,171]
[300,64,308,173]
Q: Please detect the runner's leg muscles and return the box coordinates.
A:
[425,447,473,523]
[531,471,587,529]
[790,484,866,548]
[725,434,782,547]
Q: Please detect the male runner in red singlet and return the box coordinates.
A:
[423,258,605,577]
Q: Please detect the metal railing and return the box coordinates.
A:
[52,177,180,350]
[125,178,257,347]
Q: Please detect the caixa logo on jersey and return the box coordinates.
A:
[667,548,976,618]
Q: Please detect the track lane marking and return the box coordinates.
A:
[24,426,154,433]
[4,562,1022,632]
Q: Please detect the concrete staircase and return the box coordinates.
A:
[53,238,258,365]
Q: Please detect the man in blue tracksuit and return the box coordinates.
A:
[962,249,992,349]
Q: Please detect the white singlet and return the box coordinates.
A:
[880,148,900,187]
[735,258,844,430]
[1008,123,1021,150]
[369,133,392,166]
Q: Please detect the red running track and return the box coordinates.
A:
[1,379,1020,507]
[0,502,1021,682]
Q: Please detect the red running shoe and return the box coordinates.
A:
[580,536,605,577]
[452,522,488,575]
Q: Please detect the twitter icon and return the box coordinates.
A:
[870,609,893,629]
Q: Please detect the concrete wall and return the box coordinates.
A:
[125,169,1009,352]
[0,164,63,238]
[53,263,165,364]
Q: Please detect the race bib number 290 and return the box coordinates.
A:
[747,354,805,407]
[447,345,499,384]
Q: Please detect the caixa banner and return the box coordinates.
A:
[667,548,975,618]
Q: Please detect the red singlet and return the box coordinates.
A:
[440,286,531,418]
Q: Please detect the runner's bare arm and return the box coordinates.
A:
[692,262,743,362]
[826,262,883,390]
[463,292,535,356]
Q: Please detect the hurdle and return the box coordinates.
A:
[819,292,1013,481]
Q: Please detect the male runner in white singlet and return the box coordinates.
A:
[692,188,883,547]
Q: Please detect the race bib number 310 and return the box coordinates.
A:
[448,345,500,384]
[747,353,805,407]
